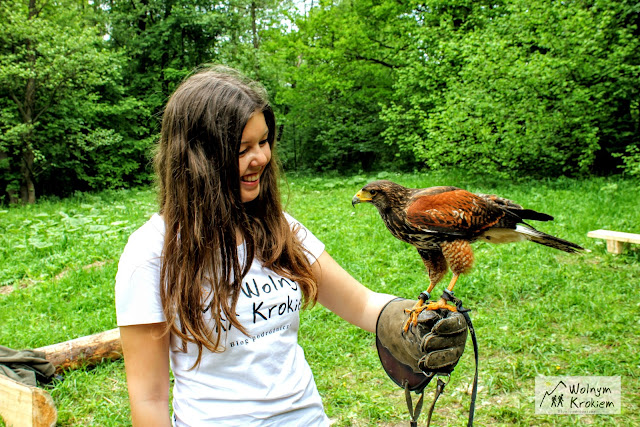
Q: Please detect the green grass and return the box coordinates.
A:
[1,171,639,426]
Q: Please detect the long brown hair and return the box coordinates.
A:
[154,66,318,367]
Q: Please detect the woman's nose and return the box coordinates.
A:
[250,146,270,167]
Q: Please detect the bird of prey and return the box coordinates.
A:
[352,180,584,331]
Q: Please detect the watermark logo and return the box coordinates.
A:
[535,376,621,415]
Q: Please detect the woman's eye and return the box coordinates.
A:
[239,148,248,156]
[259,139,268,146]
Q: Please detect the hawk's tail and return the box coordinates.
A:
[516,224,585,253]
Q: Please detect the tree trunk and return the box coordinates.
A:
[251,1,259,49]
[17,0,39,204]
[20,73,37,204]
[20,144,36,204]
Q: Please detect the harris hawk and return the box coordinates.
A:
[352,180,584,331]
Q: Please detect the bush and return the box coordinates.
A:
[616,144,640,177]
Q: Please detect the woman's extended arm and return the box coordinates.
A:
[119,322,171,427]
[313,250,395,332]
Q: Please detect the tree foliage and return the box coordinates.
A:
[381,0,640,176]
[270,0,407,172]
[0,0,148,203]
[1,0,639,203]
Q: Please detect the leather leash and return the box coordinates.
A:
[406,290,479,426]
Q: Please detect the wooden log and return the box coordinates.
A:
[0,375,56,427]
[1,328,122,425]
[35,328,122,373]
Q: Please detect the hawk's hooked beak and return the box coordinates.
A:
[352,190,372,207]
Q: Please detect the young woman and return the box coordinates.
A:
[115,66,465,426]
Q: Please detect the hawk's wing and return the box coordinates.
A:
[405,187,507,237]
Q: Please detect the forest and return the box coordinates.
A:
[1,0,639,204]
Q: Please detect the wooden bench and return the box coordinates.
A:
[587,229,640,254]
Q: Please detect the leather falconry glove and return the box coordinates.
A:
[376,298,467,392]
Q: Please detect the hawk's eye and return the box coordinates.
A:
[369,189,377,196]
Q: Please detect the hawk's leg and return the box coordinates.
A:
[402,279,457,332]
[423,274,460,312]
[403,249,449,331]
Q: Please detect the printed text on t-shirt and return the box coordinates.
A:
[241,275,301,324]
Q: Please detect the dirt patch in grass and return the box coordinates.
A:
[54,260,108,281]
[0,261,110,296]
[0,280,33,295]
[0,284,15,295]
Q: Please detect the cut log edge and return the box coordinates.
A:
[0,375,57,427]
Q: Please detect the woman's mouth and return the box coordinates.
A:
[241,173,260,184]
[240,171,263,202]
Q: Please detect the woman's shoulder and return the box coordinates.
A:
[282,211,298,226]
[115,214,166,326]
[119,213,165,268]
[282,211,325,262]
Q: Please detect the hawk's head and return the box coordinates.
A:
[352,180,409,211]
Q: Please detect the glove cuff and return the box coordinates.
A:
[375,298,433,392]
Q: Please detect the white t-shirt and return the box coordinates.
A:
[115,213,330,426]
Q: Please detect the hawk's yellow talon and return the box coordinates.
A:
[424,298,457,312]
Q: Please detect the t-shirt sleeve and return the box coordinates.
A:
[115,217,166,326]
[284,212,325,265]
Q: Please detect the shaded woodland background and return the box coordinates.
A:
[1,0,639,204]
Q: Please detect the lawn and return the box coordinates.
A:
[1,171,639,426]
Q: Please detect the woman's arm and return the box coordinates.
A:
[313,250,395,332]
[119,322,171,427]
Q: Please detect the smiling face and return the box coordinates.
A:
[238,111,271,203]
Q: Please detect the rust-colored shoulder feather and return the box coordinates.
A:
[406,187,506,236]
